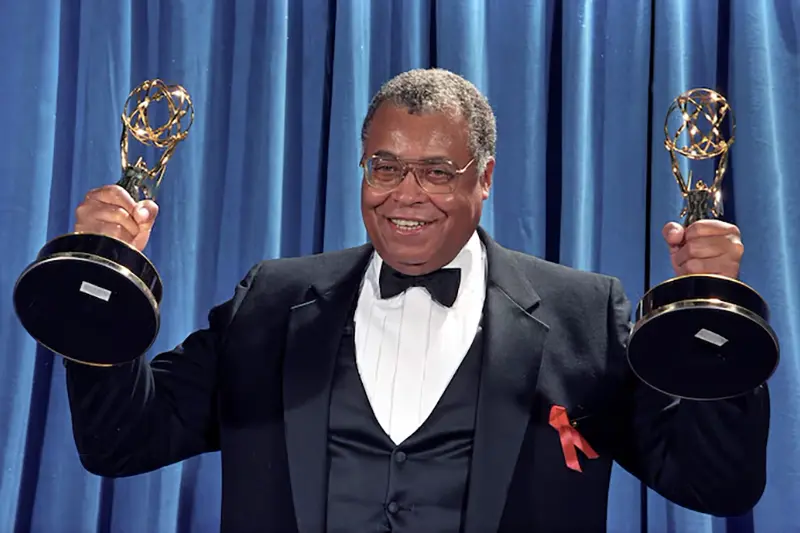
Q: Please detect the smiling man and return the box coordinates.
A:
[65,68,769,533]
[359,95,491,275]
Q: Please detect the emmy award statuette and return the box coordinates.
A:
[13,79,194,366]
[627,88,779,400]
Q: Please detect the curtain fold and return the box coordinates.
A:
[730,3,800,533]
[0,1,796,532]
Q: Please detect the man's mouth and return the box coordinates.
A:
[390,218,429,228]
[387,218,432,234]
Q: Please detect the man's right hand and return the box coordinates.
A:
[74,185,159,252]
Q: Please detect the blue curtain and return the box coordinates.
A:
[1,1,797,532]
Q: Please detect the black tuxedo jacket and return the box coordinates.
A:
[65,228,769,532]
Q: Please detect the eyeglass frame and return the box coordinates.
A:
[359,153,476,194]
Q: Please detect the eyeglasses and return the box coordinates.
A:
[360,154,475,194]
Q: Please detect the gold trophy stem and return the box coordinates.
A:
[668,150,690,195]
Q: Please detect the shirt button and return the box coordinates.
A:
[394,451,406,463]
[387,501,399,514]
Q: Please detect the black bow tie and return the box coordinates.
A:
[378,263,461,307]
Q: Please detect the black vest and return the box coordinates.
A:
[325,317,484,533]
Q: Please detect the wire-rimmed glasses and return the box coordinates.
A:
[361,154,475,194]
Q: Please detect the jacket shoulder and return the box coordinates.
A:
[237,244,372,303]
[212,244,372,337]
[509,249,624,304]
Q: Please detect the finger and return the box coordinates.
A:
[672,235,734,266]
[84,185,138,216]
[133,199,159,229]
[673,250,727,272]
[662,222,685,249]
[677,235,744,269]
[74,220,138,244]
[684,219,740,240]
[75,199,141,238]
[674,256,741,277]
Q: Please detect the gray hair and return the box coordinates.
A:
[360,68,496,174]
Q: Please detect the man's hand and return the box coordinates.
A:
[663,220,744,278]
[74,185,159,252]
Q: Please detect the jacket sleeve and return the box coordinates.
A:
[65,263,262,478]
[607,277,770,517]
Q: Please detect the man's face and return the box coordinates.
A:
[361,104,494,276]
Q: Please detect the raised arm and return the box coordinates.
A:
[65,263,260,477]
[608,276,770,516]
[61,183,256,477]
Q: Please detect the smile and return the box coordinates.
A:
[390,218,428,228]
[387,218,433,234]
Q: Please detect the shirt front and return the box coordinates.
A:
[353,231,487,445]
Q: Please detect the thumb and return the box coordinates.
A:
[133,200,159,230]
[662,222,684,251]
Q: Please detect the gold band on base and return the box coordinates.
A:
[633,296,778,354]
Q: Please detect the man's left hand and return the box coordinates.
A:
[663,220,744,278]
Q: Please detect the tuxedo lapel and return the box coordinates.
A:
[282,245,373,533]
[463,230,550,533]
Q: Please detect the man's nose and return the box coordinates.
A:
[391,170,427,203]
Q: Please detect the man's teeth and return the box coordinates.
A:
[391,219,427,228]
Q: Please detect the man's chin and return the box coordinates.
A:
[381,252,445,275]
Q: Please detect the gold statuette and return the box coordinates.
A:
[117,79,193,201]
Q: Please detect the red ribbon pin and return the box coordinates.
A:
[549,405,598,472]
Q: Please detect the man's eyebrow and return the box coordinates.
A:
[371,150,452,163]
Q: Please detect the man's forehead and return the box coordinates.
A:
[387,126,456,145]
[376,102,463,122]
[367,105,468,153]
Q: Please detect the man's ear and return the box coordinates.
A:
[480,158,495,200]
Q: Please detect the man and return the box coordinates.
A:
[67,68,768,532]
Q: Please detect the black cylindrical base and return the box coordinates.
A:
[628,275,779,400]
[13,233,162,366]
